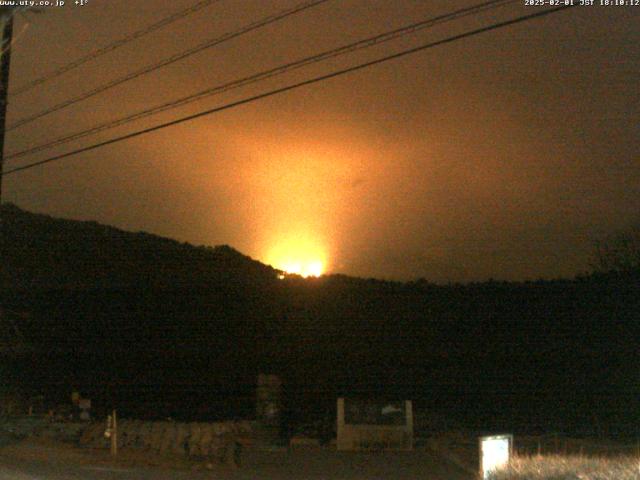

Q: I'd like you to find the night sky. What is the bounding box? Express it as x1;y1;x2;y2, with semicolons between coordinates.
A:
3;0;639;282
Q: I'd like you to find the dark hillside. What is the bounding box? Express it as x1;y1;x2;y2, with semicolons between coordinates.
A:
1;204;639;436
1;203;277;289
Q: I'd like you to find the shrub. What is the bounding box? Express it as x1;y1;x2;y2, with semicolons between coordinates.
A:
490;454;640;480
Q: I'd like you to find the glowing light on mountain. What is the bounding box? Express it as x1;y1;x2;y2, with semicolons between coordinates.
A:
267;236;327;278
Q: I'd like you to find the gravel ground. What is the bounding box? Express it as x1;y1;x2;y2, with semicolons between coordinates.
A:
0;438;474;480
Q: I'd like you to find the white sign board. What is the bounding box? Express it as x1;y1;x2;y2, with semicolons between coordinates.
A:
479;434;512;479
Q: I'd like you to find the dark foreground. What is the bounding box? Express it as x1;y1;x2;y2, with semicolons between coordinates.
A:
0;438;473;480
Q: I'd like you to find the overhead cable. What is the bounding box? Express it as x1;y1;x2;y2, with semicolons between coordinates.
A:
2;4;575;177
6;0;516;162
6;0;331;130
10;0;223;96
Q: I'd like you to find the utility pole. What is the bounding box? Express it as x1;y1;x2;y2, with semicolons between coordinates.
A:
0;7;14;205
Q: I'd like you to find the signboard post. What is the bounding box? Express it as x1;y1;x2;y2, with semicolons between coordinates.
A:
111;410;117;456
105;410;118;456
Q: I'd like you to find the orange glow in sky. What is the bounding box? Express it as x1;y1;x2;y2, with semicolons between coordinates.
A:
266;235;326;277
233;135;369;280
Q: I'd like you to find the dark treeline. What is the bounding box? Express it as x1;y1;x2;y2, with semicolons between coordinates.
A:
1;204;639;437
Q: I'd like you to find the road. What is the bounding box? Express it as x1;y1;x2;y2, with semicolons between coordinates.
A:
0;461;212;480
0;439;474;479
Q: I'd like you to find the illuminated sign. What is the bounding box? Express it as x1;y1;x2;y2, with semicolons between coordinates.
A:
479;434;512;479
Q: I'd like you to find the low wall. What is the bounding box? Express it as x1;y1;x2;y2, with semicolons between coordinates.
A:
0;416;87;443
79;419;252;459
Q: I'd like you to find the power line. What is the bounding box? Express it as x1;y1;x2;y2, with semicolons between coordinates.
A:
6;0;331;131
1;4;575;178
6;0;516;163
9;0;223;97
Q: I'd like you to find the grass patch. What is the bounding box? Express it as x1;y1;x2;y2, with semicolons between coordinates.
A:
490;454;640;480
